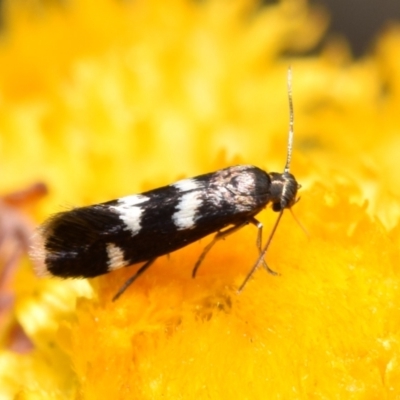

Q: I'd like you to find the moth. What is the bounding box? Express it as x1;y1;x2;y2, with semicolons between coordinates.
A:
33;69;300;300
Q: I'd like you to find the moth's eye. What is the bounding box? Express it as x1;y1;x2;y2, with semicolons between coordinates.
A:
272;203;282;212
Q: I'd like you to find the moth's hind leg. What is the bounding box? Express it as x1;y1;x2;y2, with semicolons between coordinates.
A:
192;221;248;278
192;217;278;278
113;258;156;301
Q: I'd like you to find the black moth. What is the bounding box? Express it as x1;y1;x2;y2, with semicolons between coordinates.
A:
33;69;300;300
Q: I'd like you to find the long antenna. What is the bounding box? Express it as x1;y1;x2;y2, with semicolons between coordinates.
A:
237;67;297;292
284;66;294;174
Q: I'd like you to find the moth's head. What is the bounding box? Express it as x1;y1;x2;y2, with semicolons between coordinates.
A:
269;171;300;212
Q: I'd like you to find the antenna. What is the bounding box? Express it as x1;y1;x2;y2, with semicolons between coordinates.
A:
237;67;298;292
284;66;294;174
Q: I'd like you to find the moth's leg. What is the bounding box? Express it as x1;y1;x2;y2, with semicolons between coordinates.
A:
192;221;248;278
113;258;156;301
238;210;284;292
248;217;277;276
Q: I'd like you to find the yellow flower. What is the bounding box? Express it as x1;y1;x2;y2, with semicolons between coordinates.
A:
0;0;400;398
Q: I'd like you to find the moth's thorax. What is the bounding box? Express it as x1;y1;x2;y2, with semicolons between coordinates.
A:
207;165;271;212
268;171;299;211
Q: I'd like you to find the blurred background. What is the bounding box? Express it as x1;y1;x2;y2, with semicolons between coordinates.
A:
317;0;399;56
0;0;398;323
0;0;399;396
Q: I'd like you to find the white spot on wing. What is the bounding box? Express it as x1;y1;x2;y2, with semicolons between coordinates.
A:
172;191;203;230
106;243;128;271
109;195;148;235
118;194;148;207
172;178;201;192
